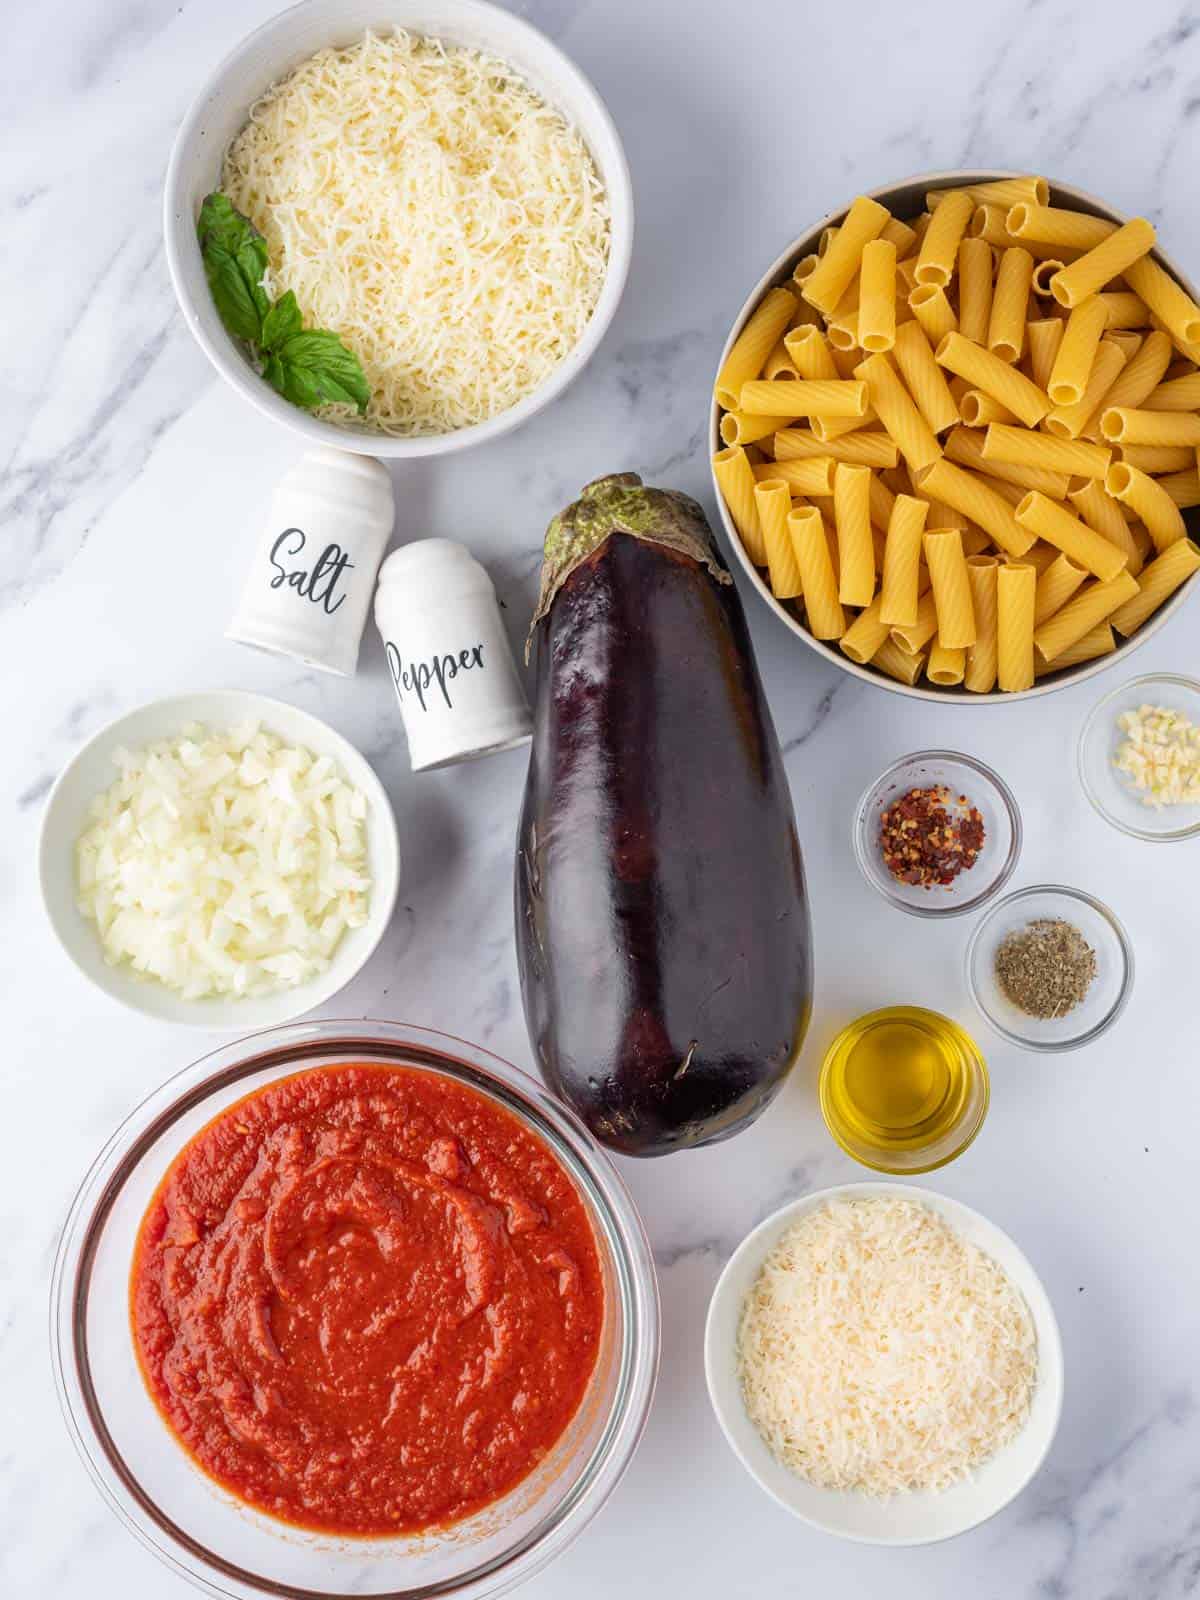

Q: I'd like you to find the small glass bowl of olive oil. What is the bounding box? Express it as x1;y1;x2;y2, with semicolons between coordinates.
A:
819;1005;989;1174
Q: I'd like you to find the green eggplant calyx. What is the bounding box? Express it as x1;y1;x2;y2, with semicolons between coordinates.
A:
528;472;731;655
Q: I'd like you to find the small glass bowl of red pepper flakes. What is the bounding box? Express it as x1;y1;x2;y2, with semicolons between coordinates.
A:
853;751;1022;918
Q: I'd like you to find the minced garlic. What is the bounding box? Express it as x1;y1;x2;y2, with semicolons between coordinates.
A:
1114;703;1200;808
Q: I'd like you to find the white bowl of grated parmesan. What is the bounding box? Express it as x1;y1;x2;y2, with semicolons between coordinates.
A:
704;1183;1064;1545
164;0;632;455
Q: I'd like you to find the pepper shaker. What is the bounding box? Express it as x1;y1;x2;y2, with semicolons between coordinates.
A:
227;447;394;676
374;540;532;771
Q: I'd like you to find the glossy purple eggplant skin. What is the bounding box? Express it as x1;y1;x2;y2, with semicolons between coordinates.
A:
516;531;812;1157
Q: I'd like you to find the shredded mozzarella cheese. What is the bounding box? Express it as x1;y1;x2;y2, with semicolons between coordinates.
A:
76;723;371;999
222;29;611;436
1114;703;1200;808
737;1197;1037;1497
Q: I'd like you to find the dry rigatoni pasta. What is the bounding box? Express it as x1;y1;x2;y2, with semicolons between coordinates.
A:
923;528;976;647
839;595;891;663
878;494;929;626
739;379;867;417
1108;537;1200;634
1026;318;1065;392
996;562;1037;690
916;190;974;286
1043;338;1128;439
988;248;1034;362
714;286;796;410
1035;622;1115;673
1048;297;1109;408
891;590;939;653
1067;476;1144;576
1098;291;1151;329
1005;203;1115;253
892;320;960;435
721;409;789;446
1124;255;1200;350
1034;570;1139;661
1100;408;1200;448
964;555;1000;691
1048;217;1156;309
711;182;1200;692
859;239;898;353
802;195;890;315
1105;461;1189;550
917;455;1032;557
855;352;943;472
957;236;995;343
960;389;1018;427
1033;552;1088;625
982;421;1110;479
754;479;804;598
834;463;876;605
712;445;767;563
788;506;845;637
936;331;1050;427
1015;491;1129;580
908;284;958;344
773;429;900;468
751;456;835;495
872;636;927;684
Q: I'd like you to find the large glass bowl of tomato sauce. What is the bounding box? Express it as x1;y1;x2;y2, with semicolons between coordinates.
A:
51;1021;660;1600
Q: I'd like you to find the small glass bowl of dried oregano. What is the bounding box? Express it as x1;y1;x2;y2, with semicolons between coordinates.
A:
965;884;1134;1052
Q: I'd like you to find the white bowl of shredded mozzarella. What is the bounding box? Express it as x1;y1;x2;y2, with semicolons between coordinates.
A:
39;692;399;1028
704;1185;1064;1545
164;0;632;455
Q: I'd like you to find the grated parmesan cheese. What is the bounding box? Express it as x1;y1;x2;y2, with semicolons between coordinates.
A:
737;1197;1037;1497
222;30;611;436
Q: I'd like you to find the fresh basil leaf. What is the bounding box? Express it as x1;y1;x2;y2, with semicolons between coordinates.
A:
275;360;325;411
197;192;255;255
276;330;371;413
202;245;265;344
261;290;303;352
236;236;271;325
197;194;270;345
262;351;287;396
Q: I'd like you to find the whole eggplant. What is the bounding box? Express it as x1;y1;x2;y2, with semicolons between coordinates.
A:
515;473;812;1156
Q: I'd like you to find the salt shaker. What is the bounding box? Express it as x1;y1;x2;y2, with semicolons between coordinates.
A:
374;540;532;771
227;447;394;676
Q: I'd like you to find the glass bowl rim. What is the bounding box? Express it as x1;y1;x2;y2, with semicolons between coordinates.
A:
817;1005;992;1175
852;749;1023;919
963;884;1135;1053
1077;671;1200;843
49;1019;661;1600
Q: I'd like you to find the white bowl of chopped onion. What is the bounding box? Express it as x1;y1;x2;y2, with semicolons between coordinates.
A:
704;1183;1064;1545
163;0;632;456
39;691;400;1028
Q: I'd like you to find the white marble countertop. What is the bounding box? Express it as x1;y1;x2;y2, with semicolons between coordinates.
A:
6;0;1200;1595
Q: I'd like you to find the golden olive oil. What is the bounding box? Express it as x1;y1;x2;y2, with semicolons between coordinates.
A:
820;1006;988;1173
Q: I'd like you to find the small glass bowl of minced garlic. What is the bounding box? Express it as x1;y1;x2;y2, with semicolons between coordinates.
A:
965;885;1134;1052
1079;673;1200;842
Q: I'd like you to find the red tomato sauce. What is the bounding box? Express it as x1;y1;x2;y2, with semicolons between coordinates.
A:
130;1063;604;1535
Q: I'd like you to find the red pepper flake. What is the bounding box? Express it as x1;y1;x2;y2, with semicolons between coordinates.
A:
879;785;985;888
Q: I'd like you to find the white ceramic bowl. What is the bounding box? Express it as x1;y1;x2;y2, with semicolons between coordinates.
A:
164;0;633;459
39;690;400;1028
709;169;1200;701
704;1182;1064;1545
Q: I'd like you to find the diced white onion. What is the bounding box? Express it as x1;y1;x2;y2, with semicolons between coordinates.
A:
76;722;372;999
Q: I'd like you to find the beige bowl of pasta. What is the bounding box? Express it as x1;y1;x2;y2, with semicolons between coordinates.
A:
708;171;1200;701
